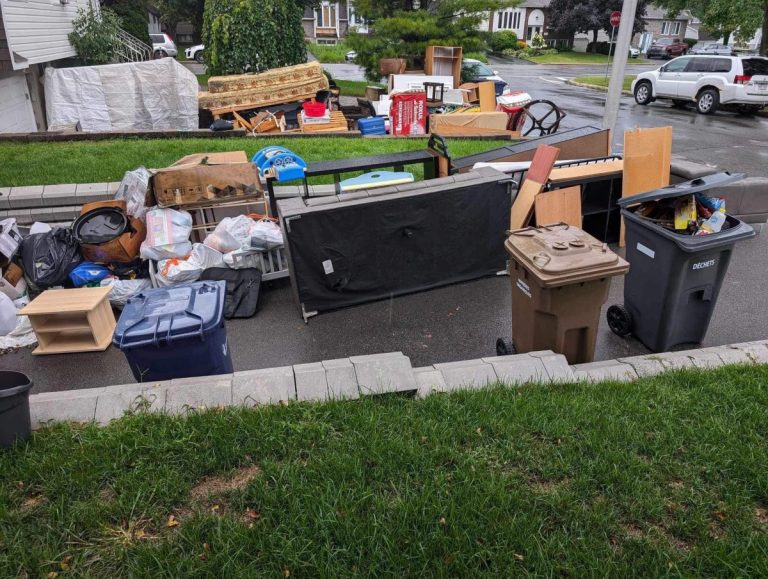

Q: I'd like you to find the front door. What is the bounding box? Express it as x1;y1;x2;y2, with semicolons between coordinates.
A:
527;26;542;42
655;56;691;97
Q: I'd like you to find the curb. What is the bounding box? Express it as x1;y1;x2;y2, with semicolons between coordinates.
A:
566;79;633;96
28;340;768;428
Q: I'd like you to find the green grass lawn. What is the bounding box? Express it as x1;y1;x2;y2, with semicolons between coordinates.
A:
307;41;352;63
574;75;637;92
528;52;652;65
0;138;501;187
2;365;768;576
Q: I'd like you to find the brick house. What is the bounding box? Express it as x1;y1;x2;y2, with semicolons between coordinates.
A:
634;6;691;49
484;0;572;47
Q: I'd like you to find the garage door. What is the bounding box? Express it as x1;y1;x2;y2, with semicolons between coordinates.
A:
0;75;36;133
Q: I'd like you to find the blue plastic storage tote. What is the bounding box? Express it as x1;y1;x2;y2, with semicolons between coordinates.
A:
113;281;233;382
358;116;386;136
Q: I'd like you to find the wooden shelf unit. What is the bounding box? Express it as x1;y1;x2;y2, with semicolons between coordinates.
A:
20;286;116;355
425;46;462;88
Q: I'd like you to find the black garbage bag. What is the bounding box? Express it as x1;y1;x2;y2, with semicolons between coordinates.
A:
21;228;82;288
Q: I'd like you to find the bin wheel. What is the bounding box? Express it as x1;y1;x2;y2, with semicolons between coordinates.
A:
496;337;517;356
607;305;633;337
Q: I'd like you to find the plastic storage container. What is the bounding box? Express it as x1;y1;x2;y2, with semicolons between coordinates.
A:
113;280;233;382
0;371;33;449
358;116;386;136
608;173;755;352
500;224;629;364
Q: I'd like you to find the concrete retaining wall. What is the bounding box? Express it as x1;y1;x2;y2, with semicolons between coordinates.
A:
28;340;768;428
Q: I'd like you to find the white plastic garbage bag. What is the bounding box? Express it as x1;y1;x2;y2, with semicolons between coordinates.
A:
100;277;152;308
250;220;283;251
203;221;242;253
0;292;16;336
155;244;224;286
0;316;36;351
141;208;193;260
206;215;255;251
115;167;151;220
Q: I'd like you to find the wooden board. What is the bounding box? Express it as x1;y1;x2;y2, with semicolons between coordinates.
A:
510;144;560;229
478;81;497;112
547;160;624;184
20;286;112;315
535;186;582;227
621;126;672;245
297;111;349;133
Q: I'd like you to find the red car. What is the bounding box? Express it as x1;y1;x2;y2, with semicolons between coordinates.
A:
647;38;688;59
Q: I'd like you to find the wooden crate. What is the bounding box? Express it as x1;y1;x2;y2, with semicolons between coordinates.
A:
297;111;349;133
20;286;116;355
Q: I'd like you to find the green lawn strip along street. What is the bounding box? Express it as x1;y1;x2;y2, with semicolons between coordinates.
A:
2;365;768;576
528;52;651;65
307;42;352;63
335;79;385;98
574;75;637;92
0;137;499;187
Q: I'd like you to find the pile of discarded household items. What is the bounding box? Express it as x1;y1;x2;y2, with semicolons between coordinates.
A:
198;48;565;138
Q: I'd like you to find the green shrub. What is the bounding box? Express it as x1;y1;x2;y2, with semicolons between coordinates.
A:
685;38;698;48
308;41;350;63
202;0;306;76
68;6;121;65
490;30;518;52
463;51;489;63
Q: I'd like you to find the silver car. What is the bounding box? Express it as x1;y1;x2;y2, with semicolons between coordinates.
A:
150;33;178;58
691;43;734;56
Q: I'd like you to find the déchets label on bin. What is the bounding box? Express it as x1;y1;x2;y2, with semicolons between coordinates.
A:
516;278;532;298
636;242;655;259
693;259;716;270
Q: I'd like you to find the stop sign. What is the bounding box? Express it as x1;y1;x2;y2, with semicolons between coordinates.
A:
610;11;621;27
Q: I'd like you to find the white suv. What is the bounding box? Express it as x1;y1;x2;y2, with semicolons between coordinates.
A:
632;55;768;115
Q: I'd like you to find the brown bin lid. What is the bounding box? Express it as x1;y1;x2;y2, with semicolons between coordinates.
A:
505;224;629;287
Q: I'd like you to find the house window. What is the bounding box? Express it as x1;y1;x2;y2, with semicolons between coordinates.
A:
316;2;338;28
661;21;681;36
497;9;521;31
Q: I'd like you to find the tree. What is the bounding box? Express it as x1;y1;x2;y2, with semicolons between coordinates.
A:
548;0;649;50
154;0;205;41
69;6;122;65
654;0;765;50
202;0;306;76
102;0;151;46
348;0;520;81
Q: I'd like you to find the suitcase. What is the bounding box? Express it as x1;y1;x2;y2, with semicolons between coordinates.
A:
357;116;386;136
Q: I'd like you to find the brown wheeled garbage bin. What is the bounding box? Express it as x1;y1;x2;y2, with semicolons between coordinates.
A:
498;224;629;364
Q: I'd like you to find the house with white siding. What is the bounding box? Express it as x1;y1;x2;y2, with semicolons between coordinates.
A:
0;0;97;132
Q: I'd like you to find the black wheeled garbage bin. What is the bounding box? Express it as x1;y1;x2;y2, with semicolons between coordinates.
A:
0;371;33;449
607;172;755;352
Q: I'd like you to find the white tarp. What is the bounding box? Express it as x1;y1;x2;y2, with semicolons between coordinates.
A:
44;58;199;132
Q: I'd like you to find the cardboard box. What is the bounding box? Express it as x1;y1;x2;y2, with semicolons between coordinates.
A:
0;264;26;300
430;112;509;131
390;91;427;136
388;74;454;93
0;218;22;263
151;151;263;208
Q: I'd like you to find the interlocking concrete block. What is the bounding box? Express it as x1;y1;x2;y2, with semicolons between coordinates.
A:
697;346;751;366
272;185;303;199
433;359;497;390
482;354;548;386
525;350;576;382
308;184;337;196
232;366;295;405
306;196;339;207
48;205;80;222
107;182;121;196
729;342;768;364
28;207;54;223
166;374;233;413
572;360;638;383
351;353;416;395
685;349;726;369
42;184;78;207
94;381;169;424
294;362;329;402
413;366;447;398
29;389;102;427
0;187;10;210
6;208;31;224
322;358;359;400
75;183;111;203
618;356;666;378
644;352;697;370
8;185;44;208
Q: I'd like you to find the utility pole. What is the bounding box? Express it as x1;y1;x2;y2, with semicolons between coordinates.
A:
602;0;639;151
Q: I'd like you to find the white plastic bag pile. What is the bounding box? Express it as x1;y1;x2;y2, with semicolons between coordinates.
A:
203;216;283;270
115;167;151;220
155;244;225;287
141;208;193;260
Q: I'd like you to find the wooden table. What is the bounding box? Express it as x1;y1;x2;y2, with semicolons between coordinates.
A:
20;286;116;355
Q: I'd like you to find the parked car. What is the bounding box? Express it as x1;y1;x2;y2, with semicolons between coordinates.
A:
629;46;641;58
345;50;357;62
150;33;177;58
646;38;688;59
461;58;508;92
185;44;205;63
690;42;735;56
632;55;768;115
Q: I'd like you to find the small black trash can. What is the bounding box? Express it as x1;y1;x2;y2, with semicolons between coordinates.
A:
0;371;33;449
607;173;755;352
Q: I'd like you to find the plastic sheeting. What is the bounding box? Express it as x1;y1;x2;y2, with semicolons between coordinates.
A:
45;58;199;132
